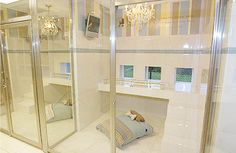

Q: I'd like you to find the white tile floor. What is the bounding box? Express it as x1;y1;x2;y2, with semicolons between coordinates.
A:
0;132;43;153
54;112;165;153
0;112;164;153
0;91;205;153
0;97;75;146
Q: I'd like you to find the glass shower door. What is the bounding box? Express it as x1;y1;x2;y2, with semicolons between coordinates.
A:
0;35;9;133
0;23;41;146
201;0;236;153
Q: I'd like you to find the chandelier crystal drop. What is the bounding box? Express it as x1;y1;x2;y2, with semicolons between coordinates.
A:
39;5;59;37
125;3;155;25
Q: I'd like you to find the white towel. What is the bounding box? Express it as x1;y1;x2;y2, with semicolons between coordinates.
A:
45;104;54;121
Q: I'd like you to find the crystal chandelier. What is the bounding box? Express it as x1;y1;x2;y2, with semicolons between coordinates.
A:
125;3;155;26
39;5;59;37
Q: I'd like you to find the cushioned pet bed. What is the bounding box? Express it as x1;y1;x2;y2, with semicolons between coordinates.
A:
46;103;72;123
96;114;153;148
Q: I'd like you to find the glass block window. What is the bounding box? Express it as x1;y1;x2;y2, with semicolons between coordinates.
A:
176;68;192;82
179;1;190;35
145;66;161;80
120;65;134;79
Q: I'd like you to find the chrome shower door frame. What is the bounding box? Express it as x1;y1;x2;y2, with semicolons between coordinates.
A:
0;30;12;135
1;0;77;152
0;21;44;149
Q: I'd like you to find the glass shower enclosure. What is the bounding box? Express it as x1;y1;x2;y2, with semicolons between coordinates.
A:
1;0;235;153
0;0;76;152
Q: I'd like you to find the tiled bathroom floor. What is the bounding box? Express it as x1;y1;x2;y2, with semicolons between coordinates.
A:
54;112;165;153
0;92;204;153
0;132;43;153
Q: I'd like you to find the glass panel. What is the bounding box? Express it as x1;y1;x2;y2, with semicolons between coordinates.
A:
37;0;76;148
0;24;40;143
44;0;112;152
0;46;9;131
205;1;236;153
0;0;29;21
115;1;215;153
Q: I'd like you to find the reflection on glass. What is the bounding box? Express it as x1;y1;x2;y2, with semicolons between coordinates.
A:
3;25;40;142
0;0;29;21
114;0;214;153
46;0;111;153
42;52;74;146
205;1;236;153
0;51;8;131
37;0;76;147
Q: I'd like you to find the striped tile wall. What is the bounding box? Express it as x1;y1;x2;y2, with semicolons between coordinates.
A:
179;1;190;35
172;2;180;35
190;0;202;34
79;0;208;37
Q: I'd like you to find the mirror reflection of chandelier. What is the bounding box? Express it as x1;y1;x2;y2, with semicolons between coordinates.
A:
125;3;155;25
39;5;59;37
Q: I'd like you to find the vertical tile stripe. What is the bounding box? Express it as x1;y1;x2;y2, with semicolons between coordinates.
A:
100;5;104;34
156;4;161;35
90;0;94;13
202;0;213;33
190;0;202;34
125;16;131;37
94;0;99;15
108;9;111;36
172;2;179;35
103;7;110;36
148;4;157;36
160;2;170;35
116;8;123;37
179;1;190;35
86;0;91;15
78;1;85;31
139;23;148;36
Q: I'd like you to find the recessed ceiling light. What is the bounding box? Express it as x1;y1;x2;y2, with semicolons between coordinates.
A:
0;0;19;4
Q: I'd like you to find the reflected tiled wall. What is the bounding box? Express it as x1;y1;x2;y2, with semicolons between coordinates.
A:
115;0;213;37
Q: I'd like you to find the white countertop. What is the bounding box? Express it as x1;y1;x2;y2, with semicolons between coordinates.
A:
98;83;205;102
44;78;72;86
